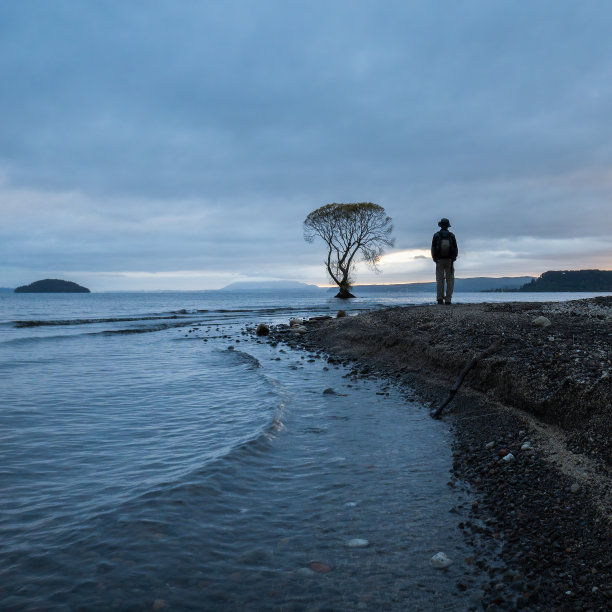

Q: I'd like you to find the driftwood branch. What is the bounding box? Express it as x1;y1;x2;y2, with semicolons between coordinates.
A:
431;338;503;419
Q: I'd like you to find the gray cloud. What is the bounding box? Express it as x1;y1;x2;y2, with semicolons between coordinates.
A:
1;1;612;288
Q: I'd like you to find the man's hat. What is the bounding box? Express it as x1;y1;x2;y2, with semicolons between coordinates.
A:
438;218;451;227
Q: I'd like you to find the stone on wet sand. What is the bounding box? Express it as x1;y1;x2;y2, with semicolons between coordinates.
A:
430;552;453;568
256;323;270;336
346;538;369;548
309;561;332;573
532;315;551;328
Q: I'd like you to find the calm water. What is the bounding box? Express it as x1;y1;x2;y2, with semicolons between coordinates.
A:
0;290;607;610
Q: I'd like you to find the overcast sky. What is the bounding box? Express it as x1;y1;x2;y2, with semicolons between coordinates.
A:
1;0;611;290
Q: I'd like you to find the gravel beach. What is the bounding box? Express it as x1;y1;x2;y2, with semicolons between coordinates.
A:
262;297;612;611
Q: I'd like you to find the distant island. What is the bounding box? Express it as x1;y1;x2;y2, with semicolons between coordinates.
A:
517;269;612;292
14;279;91;293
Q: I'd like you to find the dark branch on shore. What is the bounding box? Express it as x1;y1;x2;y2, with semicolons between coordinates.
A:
431;338;503;419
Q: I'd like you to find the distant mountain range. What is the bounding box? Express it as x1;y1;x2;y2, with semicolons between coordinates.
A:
220;277;533;293
350;276;533;294
220;280;320;291
222;272;611;294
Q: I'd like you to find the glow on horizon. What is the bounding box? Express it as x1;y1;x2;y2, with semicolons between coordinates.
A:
379;249;431;264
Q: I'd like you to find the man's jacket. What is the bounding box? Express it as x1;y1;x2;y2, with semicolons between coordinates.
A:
431;229;458;262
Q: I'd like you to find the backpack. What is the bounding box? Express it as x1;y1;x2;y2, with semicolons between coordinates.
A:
437;230;452;258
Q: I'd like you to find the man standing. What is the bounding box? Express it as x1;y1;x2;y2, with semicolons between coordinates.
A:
431;218;458;305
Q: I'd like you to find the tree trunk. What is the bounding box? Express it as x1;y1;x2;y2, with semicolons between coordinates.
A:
335;279;355;299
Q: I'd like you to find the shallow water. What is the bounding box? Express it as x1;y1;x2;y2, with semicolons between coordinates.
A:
1;290;607;610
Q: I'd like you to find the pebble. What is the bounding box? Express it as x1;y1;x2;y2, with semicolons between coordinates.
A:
256;323;270;336
346;538;369;548
430;552;453;568
297;567;316;577
520;442;532;450
470;589;485;604
309;561;332;573
486;441;495;449
501;453;515;462
570;483;580;493
532;316;551;328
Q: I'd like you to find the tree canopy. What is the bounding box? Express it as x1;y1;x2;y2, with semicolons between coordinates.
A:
304;202;394;298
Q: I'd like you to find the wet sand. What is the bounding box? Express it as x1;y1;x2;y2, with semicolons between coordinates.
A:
264;297;612;610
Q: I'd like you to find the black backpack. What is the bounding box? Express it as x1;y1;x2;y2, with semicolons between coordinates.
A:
436;229;452;259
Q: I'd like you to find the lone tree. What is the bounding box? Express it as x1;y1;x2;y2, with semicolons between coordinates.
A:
304;202;394;299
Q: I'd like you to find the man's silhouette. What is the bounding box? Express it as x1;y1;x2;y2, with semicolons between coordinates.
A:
431;218;458;304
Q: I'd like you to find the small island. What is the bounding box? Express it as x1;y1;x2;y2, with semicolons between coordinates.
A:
14;279;91;293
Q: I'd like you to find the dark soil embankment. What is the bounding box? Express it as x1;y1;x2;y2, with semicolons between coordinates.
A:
261;297;612;610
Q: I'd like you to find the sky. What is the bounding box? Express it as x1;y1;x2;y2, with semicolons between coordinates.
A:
1;0;612;291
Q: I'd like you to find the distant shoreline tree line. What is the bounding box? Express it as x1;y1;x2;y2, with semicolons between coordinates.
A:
485;270;612;293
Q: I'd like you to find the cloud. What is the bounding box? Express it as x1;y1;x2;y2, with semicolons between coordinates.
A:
1;1;612;288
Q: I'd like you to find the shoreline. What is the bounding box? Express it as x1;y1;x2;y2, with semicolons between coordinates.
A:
261;297;611;610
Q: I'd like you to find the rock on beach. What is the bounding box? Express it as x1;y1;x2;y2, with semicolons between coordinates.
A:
346;538;369;548
430;552;453;569
256;323;270;336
